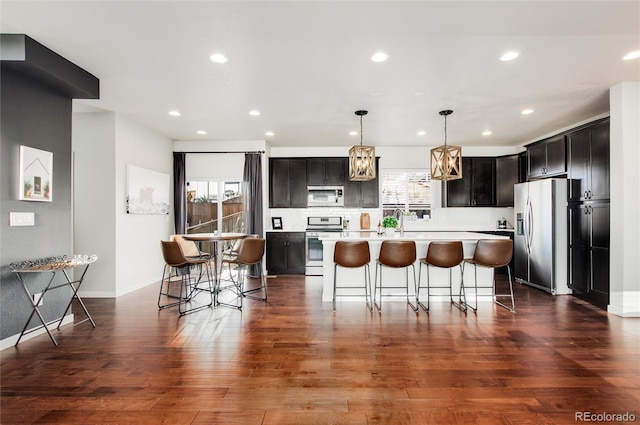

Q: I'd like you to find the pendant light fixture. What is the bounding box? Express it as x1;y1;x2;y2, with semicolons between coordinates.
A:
349;110;376;181
430;109;462;181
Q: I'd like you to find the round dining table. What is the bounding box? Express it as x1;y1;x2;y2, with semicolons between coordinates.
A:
182;233;248;296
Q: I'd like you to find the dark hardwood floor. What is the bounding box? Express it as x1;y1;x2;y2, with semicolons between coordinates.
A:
1;274;639;424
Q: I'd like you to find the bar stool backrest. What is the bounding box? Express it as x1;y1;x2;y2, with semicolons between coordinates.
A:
425;241;464;268
161;240;189;268
235;237;266;265
334;241;370;268
379;241;416;268
472;239;513;268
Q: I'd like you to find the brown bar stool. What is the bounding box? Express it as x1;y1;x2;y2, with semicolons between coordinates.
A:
374;240;418;313
417;241;466;312
463;239;515;313
333;240;372;311
158;240;213;315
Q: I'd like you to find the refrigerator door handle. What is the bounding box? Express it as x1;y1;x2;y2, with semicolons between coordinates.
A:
524;198;531;254
526;198;534;254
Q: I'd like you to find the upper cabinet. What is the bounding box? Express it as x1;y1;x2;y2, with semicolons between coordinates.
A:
567;119;610;202
269;158;307;208
495;154;521;207
445;157;495;207
344;158;379;208
307;158;344;186
527;135;566;179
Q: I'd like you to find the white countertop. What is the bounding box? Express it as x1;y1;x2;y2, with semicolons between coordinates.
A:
319;231;510;242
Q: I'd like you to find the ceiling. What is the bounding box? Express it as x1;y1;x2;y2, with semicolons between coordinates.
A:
1;1;638;149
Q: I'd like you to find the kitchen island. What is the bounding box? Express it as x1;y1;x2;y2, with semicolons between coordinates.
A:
319;231;510;304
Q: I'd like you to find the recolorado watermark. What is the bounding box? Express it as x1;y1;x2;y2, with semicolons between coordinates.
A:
575;411;636;422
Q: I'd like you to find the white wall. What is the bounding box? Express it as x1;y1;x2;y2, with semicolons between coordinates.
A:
73;112;174;298
72;111;117;296
609;82;640;317
114;116;174;297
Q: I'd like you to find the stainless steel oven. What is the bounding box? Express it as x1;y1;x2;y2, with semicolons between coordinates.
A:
305;216;342;275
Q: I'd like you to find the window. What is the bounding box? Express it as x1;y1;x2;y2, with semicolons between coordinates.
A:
185;180;244;234
381;170;431;219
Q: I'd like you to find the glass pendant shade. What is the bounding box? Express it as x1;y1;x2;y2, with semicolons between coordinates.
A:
349;144;376;181
349;110;376;181
430;109;462;181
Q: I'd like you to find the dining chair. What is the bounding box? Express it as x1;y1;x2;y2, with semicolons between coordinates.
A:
219;237;267;309
158;240;213;315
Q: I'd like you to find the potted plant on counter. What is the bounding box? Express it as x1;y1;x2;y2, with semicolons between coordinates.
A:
382;216;398;237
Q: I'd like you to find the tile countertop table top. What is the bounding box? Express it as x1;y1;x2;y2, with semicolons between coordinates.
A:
319;231;510;303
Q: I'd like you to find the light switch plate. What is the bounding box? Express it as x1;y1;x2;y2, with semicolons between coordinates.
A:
9;212;35;226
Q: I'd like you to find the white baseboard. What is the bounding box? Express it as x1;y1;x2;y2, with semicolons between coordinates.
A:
1;314;74;351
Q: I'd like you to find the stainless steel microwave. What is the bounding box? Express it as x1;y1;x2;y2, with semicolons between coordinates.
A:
307;186;344;207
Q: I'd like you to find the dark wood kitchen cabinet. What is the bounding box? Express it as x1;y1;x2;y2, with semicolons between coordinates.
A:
568;119;610;202
445;157;495;207
269;158;307;208
344;158;379;208
568;202;610;309
527;135;566;179
307;158;344;186
495;154;520;207
266;232;305;274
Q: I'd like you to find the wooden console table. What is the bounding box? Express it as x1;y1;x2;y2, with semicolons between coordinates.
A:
10;254;97;346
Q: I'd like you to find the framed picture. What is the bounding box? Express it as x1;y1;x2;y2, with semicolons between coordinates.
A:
19;146;53;202
126;165;170;214
272;217;283;230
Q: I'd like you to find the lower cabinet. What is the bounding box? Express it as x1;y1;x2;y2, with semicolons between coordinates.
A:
568;202;610;309
266;232;305;274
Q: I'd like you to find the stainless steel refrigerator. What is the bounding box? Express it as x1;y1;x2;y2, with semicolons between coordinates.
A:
514;179;571;295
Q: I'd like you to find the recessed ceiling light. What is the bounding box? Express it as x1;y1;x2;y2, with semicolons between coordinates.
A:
370;92;381;97
414;91;425;96
197;130;207;135
521;108;534;115
209;53;228;64
168;110;181;117
265;131;274;137
249;110;261;116
622;50;640;60
349;131;358;136
417;131;426;136
500;51;520;61
482;130;493;136
371;52;389;62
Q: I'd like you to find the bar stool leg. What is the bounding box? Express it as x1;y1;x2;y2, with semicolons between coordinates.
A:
406;265;418;312
494;265;516;313
374;263;382;312
452;263;467;312
364;264;373;312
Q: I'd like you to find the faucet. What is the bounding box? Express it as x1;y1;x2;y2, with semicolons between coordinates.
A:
393;208;404;236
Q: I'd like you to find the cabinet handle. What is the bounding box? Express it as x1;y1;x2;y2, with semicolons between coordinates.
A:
588;190;592;199
584;191;588;199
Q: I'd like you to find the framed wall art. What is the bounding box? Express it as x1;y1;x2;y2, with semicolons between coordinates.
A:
272;217;283;230
126;165;170;214
19;146;53;202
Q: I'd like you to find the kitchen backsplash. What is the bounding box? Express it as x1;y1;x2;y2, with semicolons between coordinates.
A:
269;207;514;231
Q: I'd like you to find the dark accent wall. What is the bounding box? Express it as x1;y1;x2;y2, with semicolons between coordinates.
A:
0;34;99;342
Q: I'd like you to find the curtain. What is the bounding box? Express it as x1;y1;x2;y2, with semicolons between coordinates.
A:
173;152;187;235
243;153;263;275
